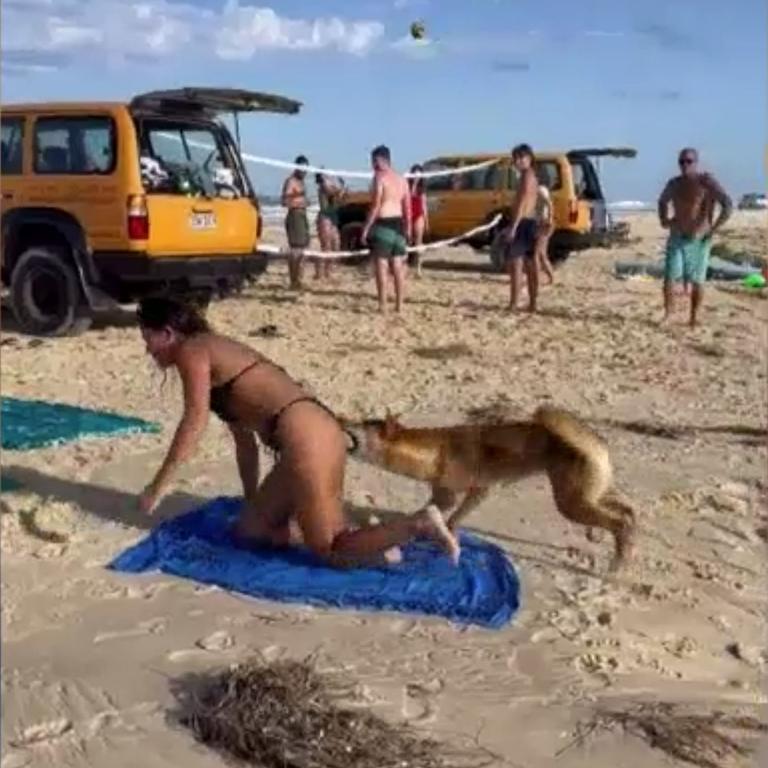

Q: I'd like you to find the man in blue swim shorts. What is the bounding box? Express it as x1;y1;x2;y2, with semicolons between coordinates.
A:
657;148;732;327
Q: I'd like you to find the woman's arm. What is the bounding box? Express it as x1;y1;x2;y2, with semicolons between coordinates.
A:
421;193;429;232
144;343;211;507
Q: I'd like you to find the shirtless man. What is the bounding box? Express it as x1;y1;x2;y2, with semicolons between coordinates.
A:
361;145;412;313
657;148;732;327
281;156;310;289
504;144;540;312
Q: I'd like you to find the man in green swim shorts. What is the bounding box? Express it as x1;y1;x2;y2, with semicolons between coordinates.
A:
361;145;412;313
657;148;732;327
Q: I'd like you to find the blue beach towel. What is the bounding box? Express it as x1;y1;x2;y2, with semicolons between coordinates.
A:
1;396;159;451
110;497;520;629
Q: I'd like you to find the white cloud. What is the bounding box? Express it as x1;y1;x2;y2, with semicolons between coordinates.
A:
2;0;386;74
215;2;384;59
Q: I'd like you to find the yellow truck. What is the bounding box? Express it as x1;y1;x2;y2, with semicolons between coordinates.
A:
1;87;301;335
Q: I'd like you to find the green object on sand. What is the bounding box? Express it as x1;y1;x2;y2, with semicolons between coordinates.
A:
743;273;766;289
0;476;22;493
1;396;159;451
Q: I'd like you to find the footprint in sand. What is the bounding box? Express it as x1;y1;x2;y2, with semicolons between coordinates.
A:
402;679;444;724
167;631;238;662
195;630;235;651
9;718;72;747
93;618;166;644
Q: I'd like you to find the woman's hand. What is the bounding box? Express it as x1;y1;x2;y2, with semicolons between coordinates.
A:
138;482;164;516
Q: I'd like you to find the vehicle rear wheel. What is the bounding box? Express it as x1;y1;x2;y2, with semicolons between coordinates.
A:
489;230;507;273
339;222;368;266
10;247;91;336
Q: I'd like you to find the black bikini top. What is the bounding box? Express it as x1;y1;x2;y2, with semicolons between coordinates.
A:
209;360;263;423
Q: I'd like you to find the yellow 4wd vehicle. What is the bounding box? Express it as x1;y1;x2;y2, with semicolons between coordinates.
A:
337;147;635;268
1;87;301;335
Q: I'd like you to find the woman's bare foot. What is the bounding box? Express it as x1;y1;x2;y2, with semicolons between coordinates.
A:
414;505;461;565
383;546;403;564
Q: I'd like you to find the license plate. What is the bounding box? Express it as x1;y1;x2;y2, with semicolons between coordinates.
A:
189;211;216;230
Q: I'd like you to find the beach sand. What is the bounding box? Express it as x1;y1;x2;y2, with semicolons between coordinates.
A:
1;211;766;767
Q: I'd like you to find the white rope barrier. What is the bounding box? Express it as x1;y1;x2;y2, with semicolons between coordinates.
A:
258;214;503;260
239;153;499;179
157;132;500;179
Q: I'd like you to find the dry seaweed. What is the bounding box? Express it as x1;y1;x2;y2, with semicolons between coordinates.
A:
172;655;501;768
412;343;473;361
558;702;767;768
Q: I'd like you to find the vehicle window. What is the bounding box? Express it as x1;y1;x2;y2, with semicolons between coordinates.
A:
570;162;586;196
423;161;501;192
140;120;244;198
423;162;461;192
535;160;562;192
34;116;115;175
460;164;499;191
569;158;601;200
1;117;24;175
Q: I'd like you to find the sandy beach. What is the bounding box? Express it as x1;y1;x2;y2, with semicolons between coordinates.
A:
1;210;766;767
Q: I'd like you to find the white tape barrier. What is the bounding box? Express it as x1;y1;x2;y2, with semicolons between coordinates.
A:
157;132;499;179
258;214;503;260
239;153;498;180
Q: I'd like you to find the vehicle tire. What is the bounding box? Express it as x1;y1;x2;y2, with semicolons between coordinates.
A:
489;230;507;273
10;247;91;337
548;244;570;265
339;222;367;266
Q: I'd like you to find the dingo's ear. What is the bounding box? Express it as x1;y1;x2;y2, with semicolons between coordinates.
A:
384;410;400;439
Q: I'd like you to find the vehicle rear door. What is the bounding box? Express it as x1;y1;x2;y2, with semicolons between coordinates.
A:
131;88;302;257
567;147;637;234
137;117;257;256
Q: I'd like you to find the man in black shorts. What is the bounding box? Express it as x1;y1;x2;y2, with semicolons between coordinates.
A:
504;143;540;313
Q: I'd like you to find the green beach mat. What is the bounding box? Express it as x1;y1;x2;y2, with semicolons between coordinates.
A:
1;396;159;451
0;475;22;493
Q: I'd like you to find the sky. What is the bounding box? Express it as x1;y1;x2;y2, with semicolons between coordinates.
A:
2;0;766;200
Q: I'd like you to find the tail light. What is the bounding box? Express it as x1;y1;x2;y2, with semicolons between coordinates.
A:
127;194;149;240
568;200;579;224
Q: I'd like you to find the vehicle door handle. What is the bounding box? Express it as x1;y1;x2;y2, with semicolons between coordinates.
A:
2;193;13;200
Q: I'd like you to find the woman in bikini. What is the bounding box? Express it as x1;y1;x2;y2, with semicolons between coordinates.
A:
136;297;458;567
407;164;429;277
314;172;345;280
534;177;555;285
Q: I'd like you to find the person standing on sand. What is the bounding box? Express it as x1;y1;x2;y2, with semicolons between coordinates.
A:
657;148;732;327
314;171;345;281
361;145;412;313
504;144;540;312
534;174;555;285
407;164;429;278
281;156;310;290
